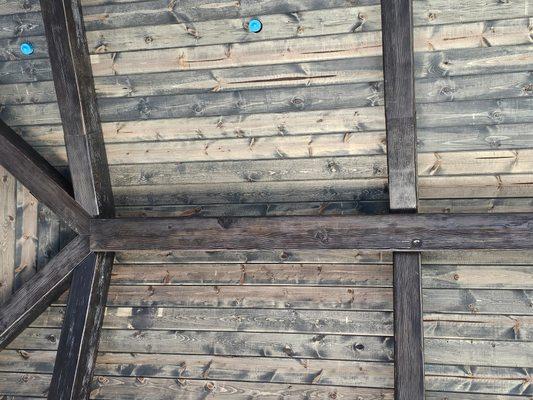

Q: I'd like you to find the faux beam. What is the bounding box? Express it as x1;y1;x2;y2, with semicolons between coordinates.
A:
90;213;533;251
0;236;91;350
0;119;90;234
381;0;424;397
40;0;115;398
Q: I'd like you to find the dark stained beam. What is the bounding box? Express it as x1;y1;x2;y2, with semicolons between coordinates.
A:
381;0;417;212
40;0;115;398
0;119;90;234
47;252;114;399
90;213;533;252
0;236;91;350
381;0;424;397
393;251;424;399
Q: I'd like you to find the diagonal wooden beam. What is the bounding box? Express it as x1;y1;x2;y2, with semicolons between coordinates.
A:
381;0;425;398
0;235;91;350
90;213;533;251
39;0;115;398
0;119;90;234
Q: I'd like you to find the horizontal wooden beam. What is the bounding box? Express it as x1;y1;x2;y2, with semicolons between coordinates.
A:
0;235;91;350
90;213;533;251
0;119;90;234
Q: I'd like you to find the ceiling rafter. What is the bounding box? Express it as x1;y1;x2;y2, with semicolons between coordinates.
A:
38;0;116;398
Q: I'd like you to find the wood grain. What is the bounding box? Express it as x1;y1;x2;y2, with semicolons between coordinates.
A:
0;167;16;304
40;0;115;398
90;213;533;251
0;119;89;234
0;235;90;350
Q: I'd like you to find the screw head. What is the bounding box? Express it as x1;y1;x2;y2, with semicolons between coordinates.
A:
411;239;422;248
248;18;263;33
20;42;34;56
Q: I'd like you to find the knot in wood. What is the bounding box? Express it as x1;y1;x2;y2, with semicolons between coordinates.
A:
314;229;329;244
217;217;236;229
290;96;305;110
192;103;205;115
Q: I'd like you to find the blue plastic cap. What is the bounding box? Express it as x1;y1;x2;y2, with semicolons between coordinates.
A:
248;18;263;33
20;42;34;55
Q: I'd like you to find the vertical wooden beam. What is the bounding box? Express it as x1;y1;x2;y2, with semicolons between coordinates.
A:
381;0;425;398
40;0;115;398
392;251;424;399
381;0;417;212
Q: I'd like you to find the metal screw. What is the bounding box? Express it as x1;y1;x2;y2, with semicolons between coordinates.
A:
411;239;422;248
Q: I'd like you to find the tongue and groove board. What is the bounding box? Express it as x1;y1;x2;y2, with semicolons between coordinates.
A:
0;250;532;398
0;0;532;398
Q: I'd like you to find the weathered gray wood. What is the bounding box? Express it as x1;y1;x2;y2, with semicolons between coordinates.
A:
10;328;394;362
89;376;393;400
40;0;115;398
8;327;533;368
382;3;423;399
115;200;389;219
109;262;392;286
0;119;89;234
41;0;113;218
80;9;531;54
48;252;115;399
115;248;389;265
111;248;533;265
51;285;533;314
35;306;395;335
90;213;533;251
381;0;417;211
31;305;533;341
14;184;38;290
393;254;424;399
0;235;90;350
0;167;16;305
423;264;533;289
36;203;60;270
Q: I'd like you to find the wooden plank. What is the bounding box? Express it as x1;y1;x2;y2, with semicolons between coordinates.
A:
31;305;533;341
10;328;395;362
8;327;533;367
0;119;89;234
35;306;395;336
82;11;531;54
8;95;531;153
40;0;115;398
109;262;392;286
0;167;16;304
0;235;90;350
89;376;393;400
53;285;533;315
14;184;38;290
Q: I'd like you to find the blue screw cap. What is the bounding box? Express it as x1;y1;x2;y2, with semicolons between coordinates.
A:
248;18;263;33
20;42;34;55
